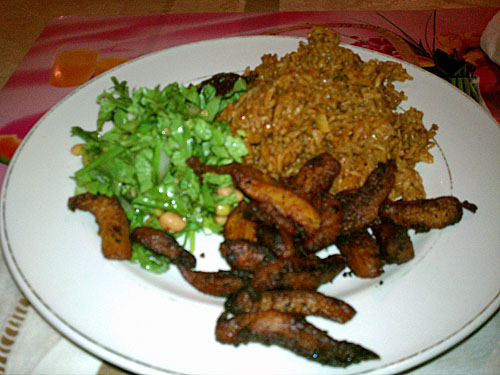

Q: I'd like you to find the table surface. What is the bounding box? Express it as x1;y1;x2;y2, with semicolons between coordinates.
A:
1;1;499;375
1;0;500;90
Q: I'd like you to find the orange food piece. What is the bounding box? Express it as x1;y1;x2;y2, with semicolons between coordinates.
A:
0;134;21;163
50;50;99;87
94;57;130;76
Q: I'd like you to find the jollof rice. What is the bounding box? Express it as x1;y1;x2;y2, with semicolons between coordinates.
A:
218;27;438;200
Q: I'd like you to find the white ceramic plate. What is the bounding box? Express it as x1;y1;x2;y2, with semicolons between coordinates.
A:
2;36;500;375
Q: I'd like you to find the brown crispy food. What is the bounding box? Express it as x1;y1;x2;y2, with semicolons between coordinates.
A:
215;310;379;367
219;239;276;271
256;224;299;258
68;193;131;260
224;201;258;241
336;160;396;235
197;72;245;96
131;226;196;269
336;230;383;278
280;152;341;198
187;156;321;235
225;289;356;324
303;193;342;253
372;220;414;264
244;200;303;239
178;267;252;297
380;196;476;232
251;255;346;291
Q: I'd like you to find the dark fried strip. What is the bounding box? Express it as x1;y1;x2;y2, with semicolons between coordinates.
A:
197;72;244;96
68;193;131;260
336;229;383;278
244;200;303;239
372;220;414;264
225;289;356;323
256;224;299;258
178;267;252;297
380;196;473;232
131;226;196;269
215;310;379;367
336;160;396;235
303;193;342;253
251;255;346;291
280;152;341;197
219;239;276;271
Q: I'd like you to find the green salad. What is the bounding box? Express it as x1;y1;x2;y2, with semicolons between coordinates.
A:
71;77;248;273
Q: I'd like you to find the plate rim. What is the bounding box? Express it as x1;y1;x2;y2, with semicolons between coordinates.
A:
2;34;500;375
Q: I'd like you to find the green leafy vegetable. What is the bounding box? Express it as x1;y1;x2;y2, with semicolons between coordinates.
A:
71;77;248;272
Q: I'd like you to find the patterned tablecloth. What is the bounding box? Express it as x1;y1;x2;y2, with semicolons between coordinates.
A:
1;8;499;375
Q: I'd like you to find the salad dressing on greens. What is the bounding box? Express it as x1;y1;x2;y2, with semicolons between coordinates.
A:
71;77;248;273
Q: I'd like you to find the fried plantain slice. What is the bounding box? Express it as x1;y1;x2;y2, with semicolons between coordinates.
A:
178;267;252;297
68;193;131;260
187;156;321;235
131;226;196;269
380;196;477;232
219;239;276;271
225;288;356;323
336;160;396;236
372;220;414;264
224;201;259;241
250;254;346;291
336;229;384;278
215;310;379;367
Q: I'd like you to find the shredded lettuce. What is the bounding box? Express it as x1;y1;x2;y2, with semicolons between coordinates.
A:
71;76;248;273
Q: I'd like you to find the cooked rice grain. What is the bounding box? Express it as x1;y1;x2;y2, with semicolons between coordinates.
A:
218;28;437;200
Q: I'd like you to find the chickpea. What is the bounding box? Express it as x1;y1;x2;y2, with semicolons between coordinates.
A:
214;215;227;225
71;143;83;156
216;186;244;202
215;204;231;217
159;211;186;233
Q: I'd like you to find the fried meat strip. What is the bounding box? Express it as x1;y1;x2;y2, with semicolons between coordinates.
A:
244;201;303;238
256;224;299;258
219;239;276;271
215;310;379;367
336;160;396;235
178;267;252;297
380;196;477;232
280;152;341;198
187;156;321;235
303;193;342;253
336;230;383;278
131;226;196;269
225;289;356;323
68;193;131;260
372;220;414;264
251;255;346;291
223;201;258;241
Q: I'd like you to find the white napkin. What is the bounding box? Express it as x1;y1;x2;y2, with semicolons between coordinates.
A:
0;253;101;375
481;11;500;64
4;309;101;375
